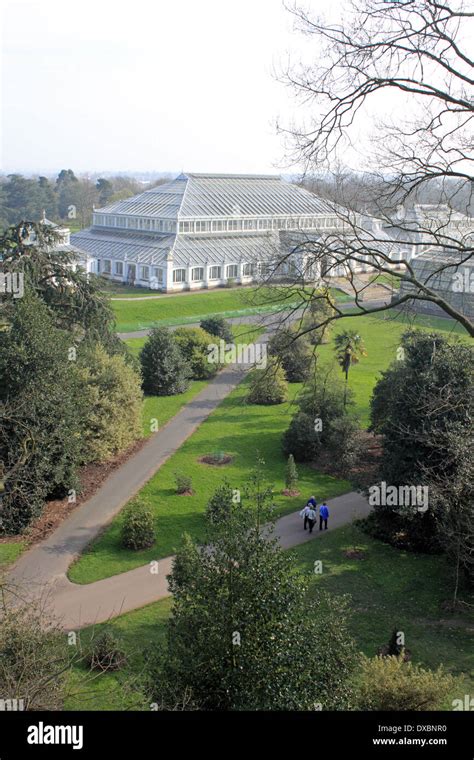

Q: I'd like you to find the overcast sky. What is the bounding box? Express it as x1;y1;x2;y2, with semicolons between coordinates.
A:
1;0;315;176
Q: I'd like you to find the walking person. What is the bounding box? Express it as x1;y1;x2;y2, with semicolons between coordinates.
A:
300;496;317;530
319;502;329;531
306;505;317;534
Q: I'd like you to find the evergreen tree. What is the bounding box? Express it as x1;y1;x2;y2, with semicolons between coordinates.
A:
268;326;313;382
200;316;233;343
285;454;298;491
140;327;191;395
174;326;219;379
96;178;114;206
56;169;78;218
0;293;87;532
0;222;124;355
370;331;474;553
247;359;288;405
149;466;356;710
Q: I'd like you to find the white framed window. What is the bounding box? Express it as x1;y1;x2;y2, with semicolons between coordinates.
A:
226;264;238;278
140;266;150;280
115;261;123;276
152;267;163;283
103;259;112;274
192;267;204;281
173;268;186;283
242;263;255;277
209;266;222;280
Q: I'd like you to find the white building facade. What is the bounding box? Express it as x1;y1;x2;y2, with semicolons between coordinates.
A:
71;173;403;292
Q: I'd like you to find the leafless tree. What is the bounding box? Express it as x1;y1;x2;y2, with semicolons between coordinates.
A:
265;0;474;336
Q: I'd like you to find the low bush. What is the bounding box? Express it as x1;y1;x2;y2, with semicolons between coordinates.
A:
121;500;155;550
89;630;127;672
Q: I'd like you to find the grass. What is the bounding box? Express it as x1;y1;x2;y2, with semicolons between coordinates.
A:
0;541;25;571
65;525;473;711
69;310;468;583
293;525;474;701
65;597;172;711
315;310;469;427
112;286;351;333
369;272;401;289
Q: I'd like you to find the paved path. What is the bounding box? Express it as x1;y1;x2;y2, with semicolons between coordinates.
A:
8;492;370;631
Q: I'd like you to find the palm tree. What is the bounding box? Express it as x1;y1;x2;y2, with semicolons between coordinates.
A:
333;330;367;407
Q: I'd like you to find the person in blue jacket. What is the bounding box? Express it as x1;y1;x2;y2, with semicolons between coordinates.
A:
319;502;329;531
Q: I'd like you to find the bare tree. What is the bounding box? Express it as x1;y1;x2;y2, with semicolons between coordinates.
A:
266;0;474;336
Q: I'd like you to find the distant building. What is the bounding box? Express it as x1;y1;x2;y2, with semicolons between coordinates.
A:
70;175;473;296
398;248;474;319
71;173;401;292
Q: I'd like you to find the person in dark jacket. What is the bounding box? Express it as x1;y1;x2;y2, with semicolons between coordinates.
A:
319;502;329;531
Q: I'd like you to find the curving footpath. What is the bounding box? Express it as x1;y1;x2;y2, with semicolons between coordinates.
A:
7;336;371;631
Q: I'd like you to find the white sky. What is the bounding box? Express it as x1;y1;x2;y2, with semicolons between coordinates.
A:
1;0;312;175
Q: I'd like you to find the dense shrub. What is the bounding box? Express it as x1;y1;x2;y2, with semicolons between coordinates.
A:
140;327;190;396
121;500;155;550
369;331;474;554
206;480;235;524
356;654;455;711
247;360;288;405
301;290;337;346
199;316;233;343
79;344;143;463
326;415;361;475
283;412;322;462
283;373;357;463
174;326;219;380
175;472;193;494
268;327;313;382
89;630;127;672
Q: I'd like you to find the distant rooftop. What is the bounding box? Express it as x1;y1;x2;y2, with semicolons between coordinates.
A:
94;173;335;220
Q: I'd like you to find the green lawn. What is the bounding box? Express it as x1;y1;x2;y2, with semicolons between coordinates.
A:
113;286;351;333
70;310;468;583
100;279;159;297
315;311;469;426
294;525;474;702
65;525;473;711
0;541;25;571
